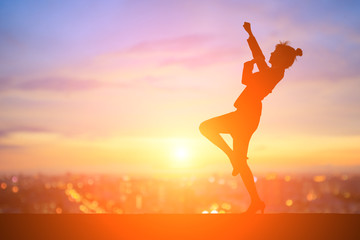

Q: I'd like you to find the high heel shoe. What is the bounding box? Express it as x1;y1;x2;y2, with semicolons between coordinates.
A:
245;200;265;214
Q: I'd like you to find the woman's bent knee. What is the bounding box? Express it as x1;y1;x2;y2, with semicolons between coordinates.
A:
200;120;215;136
199;121;207;135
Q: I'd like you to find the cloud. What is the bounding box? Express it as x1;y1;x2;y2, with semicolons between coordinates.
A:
16;78;109;91
1;75;198;93
0;77;134;92
0;78;15;91
126;34;216;53
0;126;49;137
100;34;223;60
0;144;23;150
94;34;247;72
160;46;244;68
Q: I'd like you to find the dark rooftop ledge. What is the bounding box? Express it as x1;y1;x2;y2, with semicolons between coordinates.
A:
1;214;359;240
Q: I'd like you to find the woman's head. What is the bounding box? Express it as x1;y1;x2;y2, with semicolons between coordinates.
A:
269;41;302;69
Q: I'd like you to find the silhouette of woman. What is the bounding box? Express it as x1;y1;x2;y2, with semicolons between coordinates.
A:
199;22;302;213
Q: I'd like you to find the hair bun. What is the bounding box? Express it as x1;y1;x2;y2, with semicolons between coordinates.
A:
295;48;303;57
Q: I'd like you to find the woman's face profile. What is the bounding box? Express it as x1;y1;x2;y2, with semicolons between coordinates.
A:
269;49;283;67
269;50;278;65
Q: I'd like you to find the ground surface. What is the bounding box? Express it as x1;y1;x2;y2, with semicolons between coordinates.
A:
0;214;359;239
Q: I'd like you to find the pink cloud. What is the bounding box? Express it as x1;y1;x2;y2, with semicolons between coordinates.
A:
16;78;108;91
160;46;244;68
0;126;49;137
3;76;187;92
127;34;216;53
0;77;17;91
0;77;134;92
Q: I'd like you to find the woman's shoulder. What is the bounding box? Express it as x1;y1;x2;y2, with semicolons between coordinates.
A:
255;67;280;76
253;67;284;80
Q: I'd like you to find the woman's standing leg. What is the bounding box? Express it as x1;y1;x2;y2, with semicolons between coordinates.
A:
233;135;261;203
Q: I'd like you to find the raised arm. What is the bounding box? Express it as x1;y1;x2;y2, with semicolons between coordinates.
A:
243;22;269;72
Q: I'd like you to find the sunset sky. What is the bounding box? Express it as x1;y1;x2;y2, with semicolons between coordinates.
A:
0;0;359;175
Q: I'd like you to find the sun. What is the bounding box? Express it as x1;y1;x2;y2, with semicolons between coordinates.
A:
173;146;190;164
174;147;189;160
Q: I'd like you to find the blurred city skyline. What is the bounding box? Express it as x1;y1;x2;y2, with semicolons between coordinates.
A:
0;0;359;174
1;172;359;214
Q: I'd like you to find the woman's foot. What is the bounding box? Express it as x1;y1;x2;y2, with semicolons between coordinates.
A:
245;200;265;214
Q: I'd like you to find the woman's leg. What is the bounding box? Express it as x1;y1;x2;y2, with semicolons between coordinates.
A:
199;112;235;168
233;135;261;203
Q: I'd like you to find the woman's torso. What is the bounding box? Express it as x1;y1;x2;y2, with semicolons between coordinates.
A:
234;67;284;110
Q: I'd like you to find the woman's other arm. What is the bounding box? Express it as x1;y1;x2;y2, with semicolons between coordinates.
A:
243;22;269;72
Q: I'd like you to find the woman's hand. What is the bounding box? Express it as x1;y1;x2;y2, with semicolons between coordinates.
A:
242;59;256;85
243;22;253;36
244;59;256;68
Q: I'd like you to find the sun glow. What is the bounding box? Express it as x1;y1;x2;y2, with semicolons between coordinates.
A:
174;147;189;162
171;145;192;168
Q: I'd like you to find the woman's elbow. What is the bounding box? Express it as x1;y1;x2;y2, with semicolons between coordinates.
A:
241;78;249;85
